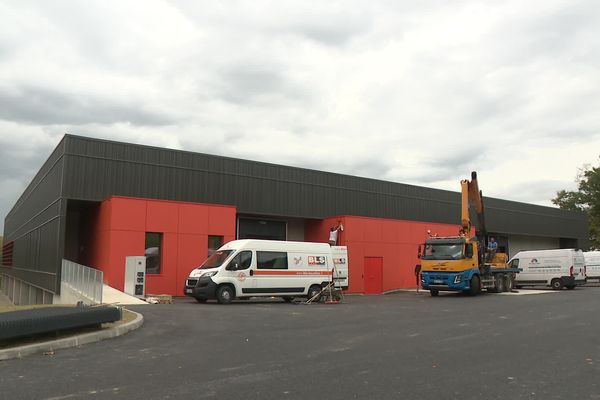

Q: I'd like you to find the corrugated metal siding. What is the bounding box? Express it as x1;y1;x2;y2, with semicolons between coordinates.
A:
61;135;588;243
1;139;66;293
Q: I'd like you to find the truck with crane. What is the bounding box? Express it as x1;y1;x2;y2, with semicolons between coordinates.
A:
418;171;520;296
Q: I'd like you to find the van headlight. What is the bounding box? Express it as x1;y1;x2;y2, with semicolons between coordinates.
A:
454;275;462;284
201;271;218;278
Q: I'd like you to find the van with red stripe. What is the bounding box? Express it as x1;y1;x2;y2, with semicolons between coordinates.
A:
184;240;348;304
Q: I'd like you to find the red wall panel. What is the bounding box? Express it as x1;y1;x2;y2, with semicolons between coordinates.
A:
146;201;179;233
314;215;464;294
106;230;145;290
110;198;146;231
90;196;236;296
178;204;208;234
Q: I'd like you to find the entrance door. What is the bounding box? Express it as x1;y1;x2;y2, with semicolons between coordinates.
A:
364;257;383;294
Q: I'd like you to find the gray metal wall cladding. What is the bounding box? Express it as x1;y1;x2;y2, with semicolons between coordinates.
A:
2;138;67;293
61;135;589;242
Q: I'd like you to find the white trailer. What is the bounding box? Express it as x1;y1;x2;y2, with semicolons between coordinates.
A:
184;239;348;303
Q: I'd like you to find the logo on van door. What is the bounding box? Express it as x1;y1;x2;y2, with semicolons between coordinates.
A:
308;256;326;265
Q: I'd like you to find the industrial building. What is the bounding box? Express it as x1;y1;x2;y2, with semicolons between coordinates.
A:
0;135;590;304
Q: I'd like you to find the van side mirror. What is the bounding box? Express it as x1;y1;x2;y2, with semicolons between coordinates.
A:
227;262;238;271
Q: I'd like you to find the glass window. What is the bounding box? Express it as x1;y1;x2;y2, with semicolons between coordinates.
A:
199;250;234;269
208;235;223;257
229;250;253;270
145;232;162;274
422;243;465;260
465;244;473;258
257;251;288;269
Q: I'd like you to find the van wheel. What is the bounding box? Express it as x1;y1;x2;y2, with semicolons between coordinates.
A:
504;276;513;292
307;285;322;302
551;279;563;290
468;275;481;296
217;285;235;304
565;284;575;290
282;296;294;303
195;297;207;303
430;289;439;297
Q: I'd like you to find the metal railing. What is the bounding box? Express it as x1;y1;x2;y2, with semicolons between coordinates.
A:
61;260;103;304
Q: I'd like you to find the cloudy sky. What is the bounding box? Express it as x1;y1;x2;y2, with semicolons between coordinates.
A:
1;0;599;233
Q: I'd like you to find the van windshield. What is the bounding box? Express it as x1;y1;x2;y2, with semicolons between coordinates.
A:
422;243;465;260
199;250;234;269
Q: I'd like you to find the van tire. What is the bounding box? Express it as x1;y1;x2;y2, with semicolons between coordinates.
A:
551;278;563;290
468;275;481;296
307;285;322;302
430;289;439;297
217;285;235;304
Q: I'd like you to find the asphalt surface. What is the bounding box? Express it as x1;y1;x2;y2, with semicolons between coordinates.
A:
1;288;599;400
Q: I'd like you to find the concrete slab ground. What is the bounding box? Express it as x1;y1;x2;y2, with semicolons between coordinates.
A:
1;288;599;400
102;284;148;305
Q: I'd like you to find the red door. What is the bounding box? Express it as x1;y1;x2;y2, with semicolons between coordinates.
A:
364;257;383;294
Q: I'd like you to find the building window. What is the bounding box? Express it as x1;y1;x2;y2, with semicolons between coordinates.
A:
2;241;14;267
145;232;162;274
208;235;223;257
257;251;288;269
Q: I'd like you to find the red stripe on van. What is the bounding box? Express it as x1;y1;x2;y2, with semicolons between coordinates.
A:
253;270;332;276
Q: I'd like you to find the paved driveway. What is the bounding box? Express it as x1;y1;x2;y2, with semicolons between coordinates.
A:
1;289;599;400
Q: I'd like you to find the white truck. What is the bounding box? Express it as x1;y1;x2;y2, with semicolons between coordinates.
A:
509;249;586;290
584;251;600;282
184;239;349;304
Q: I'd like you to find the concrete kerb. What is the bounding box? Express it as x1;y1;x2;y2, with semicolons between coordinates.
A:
0;309;144;361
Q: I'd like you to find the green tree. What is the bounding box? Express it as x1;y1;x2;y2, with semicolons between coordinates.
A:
553;157;600;249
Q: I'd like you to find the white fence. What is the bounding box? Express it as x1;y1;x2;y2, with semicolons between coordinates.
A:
60;260;103;305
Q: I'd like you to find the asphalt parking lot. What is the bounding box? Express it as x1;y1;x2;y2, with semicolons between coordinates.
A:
1;288;599;400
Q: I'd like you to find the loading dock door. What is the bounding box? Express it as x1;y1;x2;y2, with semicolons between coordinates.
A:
364;257;383;294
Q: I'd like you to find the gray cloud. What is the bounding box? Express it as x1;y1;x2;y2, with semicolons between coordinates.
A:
0;86;174;126
1;0;600;233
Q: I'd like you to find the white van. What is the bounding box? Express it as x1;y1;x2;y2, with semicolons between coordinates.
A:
183;239;349;304
584;251;600;282
509;249;586;290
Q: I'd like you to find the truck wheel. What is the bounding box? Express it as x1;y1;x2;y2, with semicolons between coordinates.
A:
468;275;481;296
307;285;322;302
504;276;513;292
494;276;505;293
216;285;235;304
195;297;207;303
430;289;439;297
550;279;563;290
